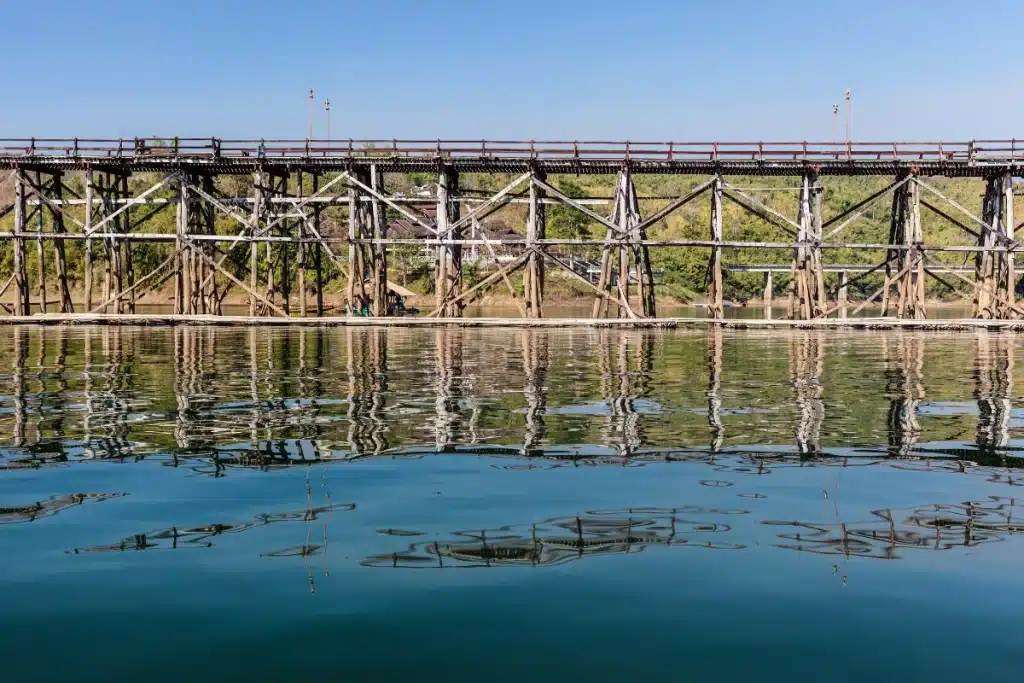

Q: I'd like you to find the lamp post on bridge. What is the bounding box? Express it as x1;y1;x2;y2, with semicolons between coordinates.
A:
325;98;331;147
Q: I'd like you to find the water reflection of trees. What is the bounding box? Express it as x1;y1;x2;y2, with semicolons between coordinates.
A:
1;327;1023;471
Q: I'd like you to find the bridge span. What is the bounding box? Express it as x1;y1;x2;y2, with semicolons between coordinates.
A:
1;138;1021;323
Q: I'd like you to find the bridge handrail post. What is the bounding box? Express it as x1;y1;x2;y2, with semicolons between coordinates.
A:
117;138;123;157
73;138;79;157
481;139;487;157
213;138;221;158
173;136;179;155
668;141;674;160
625;140;631;160
968;140;976;164
29;137;35;155
304;138;310;157
712;142;718;161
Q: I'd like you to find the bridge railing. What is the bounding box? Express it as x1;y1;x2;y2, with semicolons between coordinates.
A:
0;138;1018;163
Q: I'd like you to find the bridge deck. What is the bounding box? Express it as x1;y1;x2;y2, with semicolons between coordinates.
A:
1;138;1021;175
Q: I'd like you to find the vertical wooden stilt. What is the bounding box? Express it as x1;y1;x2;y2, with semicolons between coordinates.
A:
792;172;824;319
51;172;73;312
119;175;135;314
435;167;462;317
34;172;48;313
370;164;388;316
13;170;29;315
249;170;263;317
175;174;187;315
975;175;1002;318
708;176;724;319
347;173;360;316
312;172;324;317
1005;173;1016;313
763;270;773;314
83;168;94;312
202;175;217;314
525;170;546;318
297;169;307;317
838;270;848;318
280;174;290;315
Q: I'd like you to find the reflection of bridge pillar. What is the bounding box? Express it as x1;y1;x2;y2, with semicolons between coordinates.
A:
790;332;824;456
882;334;924;457
597;331;645;456
521;331;549;454
707;328;724;453
975;333;1014;456
433;329;463;450
12;327;27;447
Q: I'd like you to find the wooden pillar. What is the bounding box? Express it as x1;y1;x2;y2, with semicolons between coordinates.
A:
347;169;370;316
119;174;136;314
202;174;218;314
525;170;546;318
249;170;263;317
838;270;848;318
903;177;925;319
279;174;291;315
1004;173;1016;313
83;168;94;312
435;167;462;317
51;172;73;312
34;172;48;313
708;176;724;319
175;174;187;315
312;172;324;317
297;169;307;317
975;175;1002;318
763;270;773;309
13;170;29;315
370;164;388;316
792;172;824;319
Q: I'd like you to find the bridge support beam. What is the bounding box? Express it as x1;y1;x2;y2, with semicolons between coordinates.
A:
12;170;29;315
708;176;724;319
524;170;546;318
791;172;825;319
435;167;462;317
974;173;1016;318
882;175;926;319
370;164;389;316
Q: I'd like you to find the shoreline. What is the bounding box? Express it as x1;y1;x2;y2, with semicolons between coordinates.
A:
1;313;1022;331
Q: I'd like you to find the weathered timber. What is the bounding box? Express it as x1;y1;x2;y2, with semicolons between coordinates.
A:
1;139;1022;325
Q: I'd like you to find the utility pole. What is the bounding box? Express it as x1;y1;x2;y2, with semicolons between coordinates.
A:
844;88;852;144
325;98;331;144
308;88;314;139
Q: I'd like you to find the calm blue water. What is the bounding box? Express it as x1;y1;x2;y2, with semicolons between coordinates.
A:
2;325;1023;681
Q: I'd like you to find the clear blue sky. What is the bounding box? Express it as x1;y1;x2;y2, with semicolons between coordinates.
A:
2;0;1021;141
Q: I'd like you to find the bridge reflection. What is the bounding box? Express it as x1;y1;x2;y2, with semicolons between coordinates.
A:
1;327;1022;471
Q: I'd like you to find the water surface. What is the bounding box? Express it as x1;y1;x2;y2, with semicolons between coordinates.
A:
2;325;1023;681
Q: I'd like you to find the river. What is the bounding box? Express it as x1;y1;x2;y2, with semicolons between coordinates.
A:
1;325;1022;681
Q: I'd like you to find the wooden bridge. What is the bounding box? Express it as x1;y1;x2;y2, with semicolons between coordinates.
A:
1;137;1022;323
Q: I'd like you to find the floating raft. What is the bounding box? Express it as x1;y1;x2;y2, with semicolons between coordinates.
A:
4;313;1024;331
